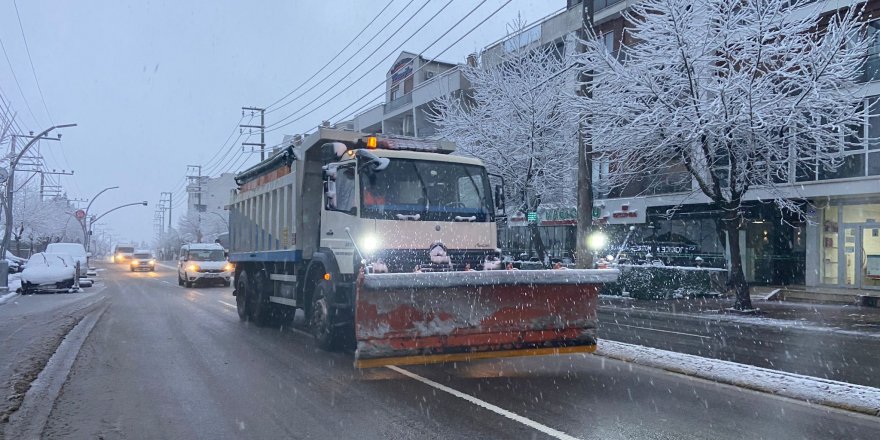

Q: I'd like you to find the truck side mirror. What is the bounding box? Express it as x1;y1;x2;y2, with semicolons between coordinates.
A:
494;184;505;211
321;142;348;162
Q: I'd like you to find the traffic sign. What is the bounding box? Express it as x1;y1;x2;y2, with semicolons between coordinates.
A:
75;209;86;219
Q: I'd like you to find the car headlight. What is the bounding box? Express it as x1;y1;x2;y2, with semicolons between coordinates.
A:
131;260;138;265
187;264;200;272
223;263;234;272
149;259;156;265
361;234;381;254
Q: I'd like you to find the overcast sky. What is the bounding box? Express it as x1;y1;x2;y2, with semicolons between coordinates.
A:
0;0;563;244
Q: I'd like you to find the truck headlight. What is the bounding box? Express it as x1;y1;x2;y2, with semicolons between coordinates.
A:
361;234;381;253
587;232;608;251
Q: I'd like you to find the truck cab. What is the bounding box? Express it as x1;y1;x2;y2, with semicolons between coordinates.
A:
322;146;500;275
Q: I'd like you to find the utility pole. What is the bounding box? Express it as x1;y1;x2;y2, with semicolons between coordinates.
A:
186;165;203;243
39;169;75;200
240;107;266;160
160;191;172;232
576;0;595;269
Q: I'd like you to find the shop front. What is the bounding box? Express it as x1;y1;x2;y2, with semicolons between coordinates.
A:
820;202;880;290
599;201;806;286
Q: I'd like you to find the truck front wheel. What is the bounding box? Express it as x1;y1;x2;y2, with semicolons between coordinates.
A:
310;279;339;351
235;270;249;322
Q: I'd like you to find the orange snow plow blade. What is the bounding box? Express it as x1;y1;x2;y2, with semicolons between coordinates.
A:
354;269;618;368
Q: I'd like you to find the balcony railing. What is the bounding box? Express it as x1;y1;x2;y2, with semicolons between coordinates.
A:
384;93;412;114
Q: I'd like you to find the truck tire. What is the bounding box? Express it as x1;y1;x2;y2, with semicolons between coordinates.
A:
250;270;272;326
309;279;339;351
235;270;250;322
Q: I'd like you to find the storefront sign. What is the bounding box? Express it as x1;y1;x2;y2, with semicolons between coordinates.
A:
596;199;647;224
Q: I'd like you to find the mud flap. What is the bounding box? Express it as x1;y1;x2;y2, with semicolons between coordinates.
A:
354;269;618;368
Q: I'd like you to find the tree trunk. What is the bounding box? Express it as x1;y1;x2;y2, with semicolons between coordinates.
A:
722;215;753;310
528;222;547;264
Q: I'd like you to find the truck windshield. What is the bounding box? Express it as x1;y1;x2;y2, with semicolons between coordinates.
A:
360;159;493;222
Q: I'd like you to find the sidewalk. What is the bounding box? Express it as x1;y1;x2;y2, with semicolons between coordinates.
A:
598;295;880;334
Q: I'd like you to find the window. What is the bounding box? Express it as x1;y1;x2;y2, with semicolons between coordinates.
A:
333;166;356;214
861;20;880;83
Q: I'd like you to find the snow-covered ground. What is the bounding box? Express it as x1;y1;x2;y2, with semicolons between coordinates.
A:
596;340;880;416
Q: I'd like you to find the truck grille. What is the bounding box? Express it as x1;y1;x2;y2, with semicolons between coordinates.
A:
371;249;498;273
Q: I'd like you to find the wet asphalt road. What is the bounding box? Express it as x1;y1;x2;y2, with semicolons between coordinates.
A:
599;305;880;388
28;264;880;439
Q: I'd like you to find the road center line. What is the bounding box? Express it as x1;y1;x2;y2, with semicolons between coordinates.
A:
607;323;710;339
386;365;581;440
218;300;236;309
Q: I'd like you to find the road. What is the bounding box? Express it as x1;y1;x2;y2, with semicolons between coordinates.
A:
599;303;880;388
5;263;879;439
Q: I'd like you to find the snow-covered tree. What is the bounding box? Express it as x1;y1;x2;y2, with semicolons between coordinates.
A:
177;211;225;244
572;0;868;309
430;24;578;262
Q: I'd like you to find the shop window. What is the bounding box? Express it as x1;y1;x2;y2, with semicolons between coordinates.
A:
821;206;839;285
842;203;880;223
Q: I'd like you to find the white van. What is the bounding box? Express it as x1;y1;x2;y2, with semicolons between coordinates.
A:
177;243;232;287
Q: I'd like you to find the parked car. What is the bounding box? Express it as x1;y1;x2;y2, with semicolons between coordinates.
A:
45;243;89;275
130;251;156;272
20;252;77;294
177;243;233;287
5;251;27;273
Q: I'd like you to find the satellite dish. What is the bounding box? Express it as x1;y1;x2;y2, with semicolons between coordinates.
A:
0;168;8;184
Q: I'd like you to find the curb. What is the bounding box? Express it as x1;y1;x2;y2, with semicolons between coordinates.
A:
595;340;880;417
0;290;20;306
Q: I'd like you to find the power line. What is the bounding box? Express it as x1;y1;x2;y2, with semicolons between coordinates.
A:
263;0;447;131
0;36;40;126
265;0;400;112
12;0;52;124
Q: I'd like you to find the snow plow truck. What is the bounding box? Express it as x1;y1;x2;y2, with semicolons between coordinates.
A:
227;127;617;368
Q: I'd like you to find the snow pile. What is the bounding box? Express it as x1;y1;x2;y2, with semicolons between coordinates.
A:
0;274;22;305
596;340;880;416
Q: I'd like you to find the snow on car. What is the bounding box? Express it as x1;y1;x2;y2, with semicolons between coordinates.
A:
45;243;88;275
20;252;77;294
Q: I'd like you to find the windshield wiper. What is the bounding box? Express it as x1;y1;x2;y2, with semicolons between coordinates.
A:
409;161;430;216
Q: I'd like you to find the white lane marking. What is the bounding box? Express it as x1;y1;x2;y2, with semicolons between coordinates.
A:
607;323;710;339
386;365;581;440
190;291;204;297
218;300;237;309
161;280;172;285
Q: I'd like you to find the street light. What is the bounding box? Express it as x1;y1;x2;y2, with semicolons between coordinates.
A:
90;201;149;226
81;186;120;254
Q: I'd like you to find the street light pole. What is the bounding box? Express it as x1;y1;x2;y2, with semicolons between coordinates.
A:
82;186;120;254
1;124;77;259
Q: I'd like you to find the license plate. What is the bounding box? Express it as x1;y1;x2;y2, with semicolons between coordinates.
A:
202;273;216;278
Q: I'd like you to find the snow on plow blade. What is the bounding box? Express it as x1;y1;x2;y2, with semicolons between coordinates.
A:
354;269;618;368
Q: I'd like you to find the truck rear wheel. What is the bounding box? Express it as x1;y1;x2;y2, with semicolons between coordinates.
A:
309;279;339;351
250;270;272;326
235;271;249;322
